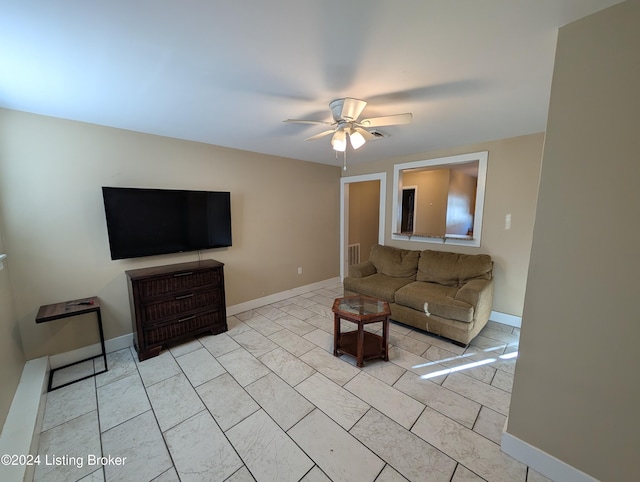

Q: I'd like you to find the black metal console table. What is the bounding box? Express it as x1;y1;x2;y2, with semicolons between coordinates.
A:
35;296;108;391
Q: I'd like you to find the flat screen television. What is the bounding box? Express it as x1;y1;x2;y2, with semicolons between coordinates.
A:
102;187;232;260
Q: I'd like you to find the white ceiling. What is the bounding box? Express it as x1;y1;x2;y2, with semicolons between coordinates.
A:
0;0;624;168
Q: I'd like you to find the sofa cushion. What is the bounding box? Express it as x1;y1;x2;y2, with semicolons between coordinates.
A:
417;250;492;287
369;244;420;279
348;261;377;278
343;273;414;303
395;282;474;322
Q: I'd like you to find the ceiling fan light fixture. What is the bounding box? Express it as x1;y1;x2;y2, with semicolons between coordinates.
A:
286;97;413;159
331;129;347;152
349;129;366;149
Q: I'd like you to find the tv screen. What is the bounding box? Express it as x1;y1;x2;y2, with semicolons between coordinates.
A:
102;187;232;260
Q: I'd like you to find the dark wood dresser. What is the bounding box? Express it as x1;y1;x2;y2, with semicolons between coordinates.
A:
126;259;227;361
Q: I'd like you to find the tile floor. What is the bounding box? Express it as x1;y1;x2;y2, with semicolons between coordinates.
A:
33;282;551;482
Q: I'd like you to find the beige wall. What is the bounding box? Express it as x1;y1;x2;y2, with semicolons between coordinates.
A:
447;170;476;236
0;109;341;360
507;2;639;480
403;169;449;236
0;227;25;430
348;180;380;262
343;132;544;316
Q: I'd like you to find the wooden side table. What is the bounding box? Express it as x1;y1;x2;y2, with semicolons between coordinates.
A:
36;296;108;391
332;295;391;367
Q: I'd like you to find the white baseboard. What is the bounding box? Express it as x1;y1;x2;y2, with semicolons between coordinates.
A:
49;333;133;369
489;311;522;328
52;277;341;367
502;430;599;482
226;277;341;316
0;277;340;481
50;284;515;368
0;357;49;482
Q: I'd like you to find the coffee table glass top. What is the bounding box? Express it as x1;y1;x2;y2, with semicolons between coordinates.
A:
334;295;389;316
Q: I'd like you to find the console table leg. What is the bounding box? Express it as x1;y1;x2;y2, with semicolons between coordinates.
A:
383;316;389;361
96;309;108;370
357;322;364;367
333;314;340;356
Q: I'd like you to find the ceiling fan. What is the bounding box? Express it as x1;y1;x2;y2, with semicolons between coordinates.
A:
284;97;412;152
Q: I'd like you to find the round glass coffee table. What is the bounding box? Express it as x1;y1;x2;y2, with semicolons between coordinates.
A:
332;295;391;367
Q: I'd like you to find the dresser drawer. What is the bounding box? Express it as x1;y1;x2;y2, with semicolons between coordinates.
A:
144;310;226;346
140;288;223;322
138;268;222;298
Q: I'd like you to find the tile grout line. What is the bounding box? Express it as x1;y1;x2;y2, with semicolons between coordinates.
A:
36;285;524;482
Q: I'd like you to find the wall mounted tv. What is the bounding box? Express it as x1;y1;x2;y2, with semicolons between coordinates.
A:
102;187;232;260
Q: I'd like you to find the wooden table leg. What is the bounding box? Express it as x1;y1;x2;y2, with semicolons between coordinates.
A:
383;316;389;361
357;321;364;367
333;313;340;356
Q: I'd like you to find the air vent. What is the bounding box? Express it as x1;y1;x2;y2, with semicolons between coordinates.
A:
369;129;389;139
348;243;361;266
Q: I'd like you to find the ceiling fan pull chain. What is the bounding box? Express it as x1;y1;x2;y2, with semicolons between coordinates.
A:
343;150;347;171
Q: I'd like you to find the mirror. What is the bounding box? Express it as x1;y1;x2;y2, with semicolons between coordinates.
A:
392;151;488;247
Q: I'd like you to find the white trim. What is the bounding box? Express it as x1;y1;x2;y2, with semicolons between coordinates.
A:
502;430;599;482
4;276;339;477
45;295;521;366
226;277;341;316
0;357;49;482
342;180;351;279
340;173;386;280
391;151;488;247
49;277;342;367
489;311;522;328
49;333;133;369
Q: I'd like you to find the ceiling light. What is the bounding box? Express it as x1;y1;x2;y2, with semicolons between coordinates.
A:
349;129;366;150
285;97;413;160
331;129;347;152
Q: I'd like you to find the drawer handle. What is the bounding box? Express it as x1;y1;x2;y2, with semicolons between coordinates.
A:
178;315;196;323
173;271;193;277
175;293;194;300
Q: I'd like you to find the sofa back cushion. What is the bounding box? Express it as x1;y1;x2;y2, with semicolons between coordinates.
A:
369;244;420;279
417;250;492;286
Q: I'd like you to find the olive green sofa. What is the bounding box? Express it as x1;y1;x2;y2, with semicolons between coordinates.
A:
344;244;494;346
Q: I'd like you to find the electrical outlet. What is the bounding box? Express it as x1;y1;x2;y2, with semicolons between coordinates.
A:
297;267;303;275
505;214;512;230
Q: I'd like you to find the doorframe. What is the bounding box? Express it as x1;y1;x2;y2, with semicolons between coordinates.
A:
401;185;418;233
340;173;386;281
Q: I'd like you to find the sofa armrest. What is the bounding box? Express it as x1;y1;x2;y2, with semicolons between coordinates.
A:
455;279;493;310
348;261;377;278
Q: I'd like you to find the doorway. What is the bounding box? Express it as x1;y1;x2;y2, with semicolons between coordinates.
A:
401;186;417;233
340;173;386;280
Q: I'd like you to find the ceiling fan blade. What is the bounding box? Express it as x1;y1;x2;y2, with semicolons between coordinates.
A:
353;127;376;141
305;129;335;141
283;119;332;125
340;98;367;121
359;113;413;127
